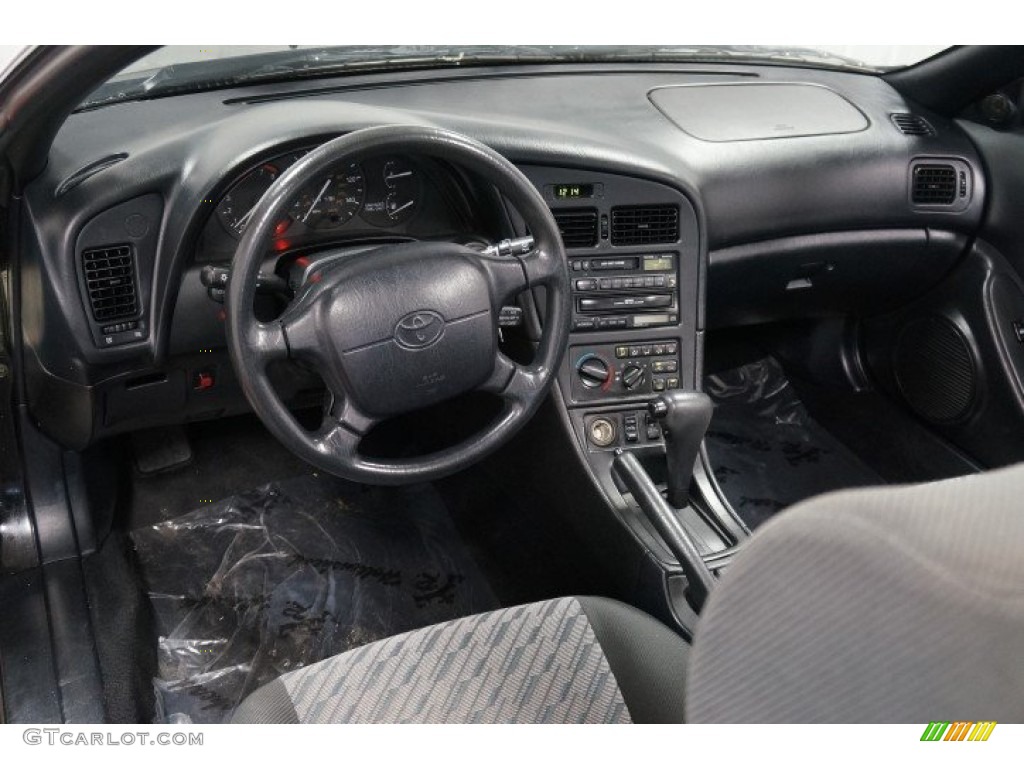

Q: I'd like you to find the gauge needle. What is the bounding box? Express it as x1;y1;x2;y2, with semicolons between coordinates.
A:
303;179;332;222
386;170;413;181
389;199;415;217
235;204;259;231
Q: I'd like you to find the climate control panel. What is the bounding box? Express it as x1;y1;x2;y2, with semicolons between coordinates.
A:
570;339;682;401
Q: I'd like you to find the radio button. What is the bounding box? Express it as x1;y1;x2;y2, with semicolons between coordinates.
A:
575;278;598;290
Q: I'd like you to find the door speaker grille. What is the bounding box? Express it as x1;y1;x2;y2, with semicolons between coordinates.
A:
894;316;977;423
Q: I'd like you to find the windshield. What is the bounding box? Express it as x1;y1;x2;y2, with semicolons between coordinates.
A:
82;45;951;109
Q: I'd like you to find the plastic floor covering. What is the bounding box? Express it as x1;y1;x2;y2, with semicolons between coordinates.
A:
131;474;498;723
704;357;885;530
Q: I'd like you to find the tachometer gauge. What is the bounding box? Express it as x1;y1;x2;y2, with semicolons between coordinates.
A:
289;163;365;229
362;157;420;227
216;163;283;238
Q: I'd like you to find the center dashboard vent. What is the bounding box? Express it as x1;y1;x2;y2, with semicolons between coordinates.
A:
891;113;935;137
82;244;138;321
553;208;598;248
610;205;679;246
911;163;958;205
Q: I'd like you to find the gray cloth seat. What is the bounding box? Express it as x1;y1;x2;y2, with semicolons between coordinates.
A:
232;595;690;724
233;463;1024;724
686;462;1024;723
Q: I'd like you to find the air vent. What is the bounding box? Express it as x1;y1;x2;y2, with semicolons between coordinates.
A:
553;208;598;249
891;113;935;137
912;164;958;205
82;244;138;321
610;205;679;246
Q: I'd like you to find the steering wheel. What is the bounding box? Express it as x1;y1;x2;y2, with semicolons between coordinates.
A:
225;125;570;485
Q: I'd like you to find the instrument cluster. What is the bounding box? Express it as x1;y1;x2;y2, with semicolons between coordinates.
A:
214;151;422;240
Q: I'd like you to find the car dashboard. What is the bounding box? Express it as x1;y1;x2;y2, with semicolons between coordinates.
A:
19;62;986;468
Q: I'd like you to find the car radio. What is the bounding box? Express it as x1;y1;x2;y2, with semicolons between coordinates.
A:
570;252;679;332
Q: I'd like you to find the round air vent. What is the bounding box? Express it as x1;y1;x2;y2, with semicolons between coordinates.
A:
894;316;977;423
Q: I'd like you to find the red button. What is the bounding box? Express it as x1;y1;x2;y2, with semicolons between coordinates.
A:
192;370;215;391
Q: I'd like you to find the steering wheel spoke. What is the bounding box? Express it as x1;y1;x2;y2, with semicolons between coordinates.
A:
479;351;541;408
517;245;563;287
247;321;290;367
478;252;530;306
314;396;378;460
477;240;562;306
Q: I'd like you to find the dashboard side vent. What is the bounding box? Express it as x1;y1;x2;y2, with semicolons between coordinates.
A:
553;208;598;249
891;113;935;137
610;205;679;246
82;244;138;321
911;163;958;205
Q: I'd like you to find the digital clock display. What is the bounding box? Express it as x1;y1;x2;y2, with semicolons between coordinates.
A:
643;256;674;272
553;183;595;200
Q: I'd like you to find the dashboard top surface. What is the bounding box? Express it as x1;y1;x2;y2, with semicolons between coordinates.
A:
40;63;983;251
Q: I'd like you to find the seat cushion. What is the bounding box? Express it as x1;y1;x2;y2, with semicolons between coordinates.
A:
686;463;1024;723
232;595;689;724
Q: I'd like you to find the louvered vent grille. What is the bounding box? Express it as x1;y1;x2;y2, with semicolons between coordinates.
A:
912;164;958;205
891;113;935;136
553;208;598;248
82;244;138;321
610;205;679;246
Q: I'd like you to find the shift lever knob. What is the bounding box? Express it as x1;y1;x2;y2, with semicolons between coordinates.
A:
649;391;714;508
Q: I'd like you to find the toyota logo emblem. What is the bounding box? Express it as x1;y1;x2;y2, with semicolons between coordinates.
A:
394;310;446;349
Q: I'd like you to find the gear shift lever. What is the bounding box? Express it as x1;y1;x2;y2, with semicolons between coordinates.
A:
649;391;714;508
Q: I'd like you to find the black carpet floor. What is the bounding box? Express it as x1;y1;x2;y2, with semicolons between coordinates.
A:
82;532;158;723
704;357;885;530
125;415;317;530
131;473;497;723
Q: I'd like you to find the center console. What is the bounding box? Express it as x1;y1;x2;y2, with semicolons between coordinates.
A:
518;165;747;635
517;166;702;442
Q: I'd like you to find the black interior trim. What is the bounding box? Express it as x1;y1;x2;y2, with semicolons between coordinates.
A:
885;45;1024;116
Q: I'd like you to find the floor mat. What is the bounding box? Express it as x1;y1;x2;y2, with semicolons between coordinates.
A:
704;357;884;530
131;473;498;723
127;415;317;530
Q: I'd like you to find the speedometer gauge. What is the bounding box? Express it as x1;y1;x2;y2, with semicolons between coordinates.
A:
289;163;365;229
216;163;280;238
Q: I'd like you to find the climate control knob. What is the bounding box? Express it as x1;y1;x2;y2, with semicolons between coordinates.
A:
622;363;645;390
577;355;611;389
